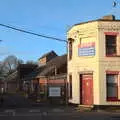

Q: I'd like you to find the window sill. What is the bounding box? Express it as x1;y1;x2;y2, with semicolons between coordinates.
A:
106;55;120;57
107;97;120;102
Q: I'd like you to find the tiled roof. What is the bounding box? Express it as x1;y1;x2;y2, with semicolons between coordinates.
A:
24;54;67;80
38;50;57;60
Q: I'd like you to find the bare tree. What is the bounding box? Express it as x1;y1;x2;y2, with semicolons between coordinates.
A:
2;55;23;75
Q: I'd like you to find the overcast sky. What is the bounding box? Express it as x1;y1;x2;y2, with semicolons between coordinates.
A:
0;0;119;62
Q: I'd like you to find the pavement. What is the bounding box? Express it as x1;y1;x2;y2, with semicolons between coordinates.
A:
0;93;120;120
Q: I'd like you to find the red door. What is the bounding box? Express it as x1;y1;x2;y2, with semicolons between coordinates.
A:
80;74;93;105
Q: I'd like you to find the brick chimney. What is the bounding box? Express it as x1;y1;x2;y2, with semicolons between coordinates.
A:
102;15;115;20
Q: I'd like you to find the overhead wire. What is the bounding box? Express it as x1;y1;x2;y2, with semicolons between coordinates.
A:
0;24;67;43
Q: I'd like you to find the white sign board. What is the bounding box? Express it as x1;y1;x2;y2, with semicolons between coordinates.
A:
49;87;61;97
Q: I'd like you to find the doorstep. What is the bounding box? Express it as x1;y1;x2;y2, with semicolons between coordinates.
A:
75;105;94;112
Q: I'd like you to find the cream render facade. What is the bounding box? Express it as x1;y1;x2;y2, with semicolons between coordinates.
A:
67;16;120;106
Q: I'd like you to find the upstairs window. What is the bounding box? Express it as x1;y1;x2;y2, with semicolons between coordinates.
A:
105;32;120;57
106;35;116;56
68;38;74;60
69;41;72;60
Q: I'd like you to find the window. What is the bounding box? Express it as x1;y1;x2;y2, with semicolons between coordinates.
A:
68;38;74;60
69;75;72;99
106;35;117;56
106;73;118;101
69;41;72;60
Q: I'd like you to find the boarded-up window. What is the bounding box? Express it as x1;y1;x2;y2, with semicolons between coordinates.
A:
69;75;72;99
106;74;118;100
106;35;117;56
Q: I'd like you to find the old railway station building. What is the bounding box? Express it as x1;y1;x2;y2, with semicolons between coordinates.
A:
67;15;120;107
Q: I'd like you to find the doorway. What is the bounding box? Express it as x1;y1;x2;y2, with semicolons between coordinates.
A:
80;74;93;105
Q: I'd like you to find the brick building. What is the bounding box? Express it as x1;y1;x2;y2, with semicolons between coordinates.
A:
24;52;67;103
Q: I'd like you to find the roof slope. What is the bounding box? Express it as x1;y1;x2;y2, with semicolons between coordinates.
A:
38;54;67;76
39;54;67;76
38;50;58;60
24;54;67;80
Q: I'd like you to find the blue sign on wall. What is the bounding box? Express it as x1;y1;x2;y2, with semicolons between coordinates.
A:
78;42;95;56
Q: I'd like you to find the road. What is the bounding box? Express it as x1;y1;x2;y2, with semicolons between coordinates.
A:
0;93;33;108
0;110;119;120
0;93;120;120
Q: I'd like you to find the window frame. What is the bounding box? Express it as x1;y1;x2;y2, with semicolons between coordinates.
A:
105;35;117;56
105;32;120;57
106;71;120;101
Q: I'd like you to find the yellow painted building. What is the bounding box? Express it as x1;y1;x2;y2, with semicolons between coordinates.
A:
67;15;120;107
